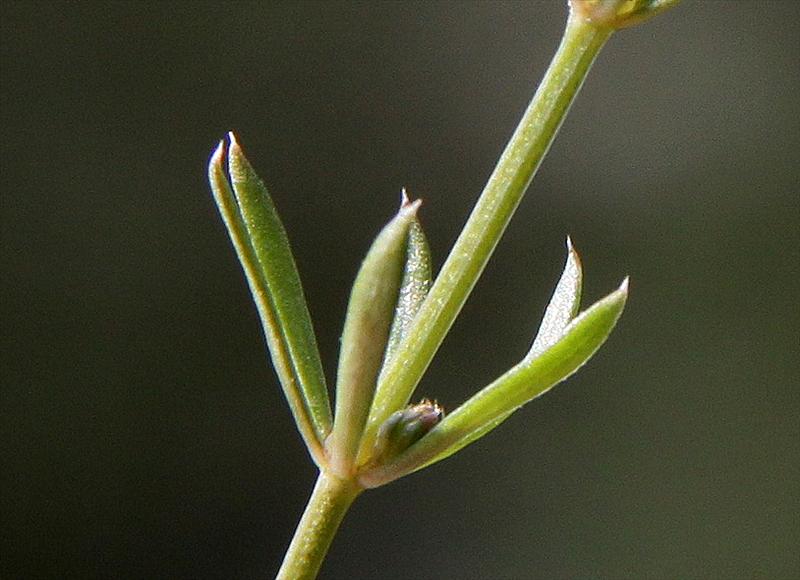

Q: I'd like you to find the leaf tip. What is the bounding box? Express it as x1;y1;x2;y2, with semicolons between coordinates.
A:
619;276;630;295
401;197;422;218
399;188;422;215
226;131;252;183
209;139;226;176
400;187;411;208
227;131;245;165
564;235;582;270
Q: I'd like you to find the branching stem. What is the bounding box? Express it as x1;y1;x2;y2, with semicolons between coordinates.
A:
360;11;613;457
277;10;614;577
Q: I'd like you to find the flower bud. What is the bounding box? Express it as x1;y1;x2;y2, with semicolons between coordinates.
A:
571;0;680;30
369;400;443;466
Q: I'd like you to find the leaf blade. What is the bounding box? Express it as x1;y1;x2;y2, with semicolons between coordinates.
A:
327;201;420;476
382;194;432;369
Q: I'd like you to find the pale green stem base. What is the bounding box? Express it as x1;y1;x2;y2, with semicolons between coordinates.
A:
276;473;362;580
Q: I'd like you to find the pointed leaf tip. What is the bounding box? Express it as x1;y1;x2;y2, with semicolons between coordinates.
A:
403;197;422;214
210;139;225;166
226;132;252;184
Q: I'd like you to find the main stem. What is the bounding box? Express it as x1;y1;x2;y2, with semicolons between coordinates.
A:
360;11;613;456
276;472;362;580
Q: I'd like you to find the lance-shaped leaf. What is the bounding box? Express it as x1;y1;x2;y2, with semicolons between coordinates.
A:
382;190;432;369
353;193;431;467
327;200;421;477
208;134;331;465
359;278;628;488
528;236;583;359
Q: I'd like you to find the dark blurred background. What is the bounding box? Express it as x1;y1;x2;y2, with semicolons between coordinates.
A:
1;1;798;578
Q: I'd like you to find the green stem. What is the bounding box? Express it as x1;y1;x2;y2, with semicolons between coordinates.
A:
360;12;613;455
276;473;362;580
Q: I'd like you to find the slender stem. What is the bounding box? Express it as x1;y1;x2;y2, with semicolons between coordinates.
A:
360;12;613;456
276;473;362;580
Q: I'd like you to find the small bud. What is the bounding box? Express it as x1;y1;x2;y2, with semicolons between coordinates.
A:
571;0;680;30
370;400;444;465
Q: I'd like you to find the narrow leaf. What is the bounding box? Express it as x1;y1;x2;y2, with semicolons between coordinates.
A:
209;135;331;464
527;236;582;359
359;279;628;488
327;201;421;476
382;189;432;368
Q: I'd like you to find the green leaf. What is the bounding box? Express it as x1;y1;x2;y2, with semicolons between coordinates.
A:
382;190;432;369
208;134;331;465
327;200;420;476
416;409;513;470
359;278;628;488
527;236;583;359
354;192;431;468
